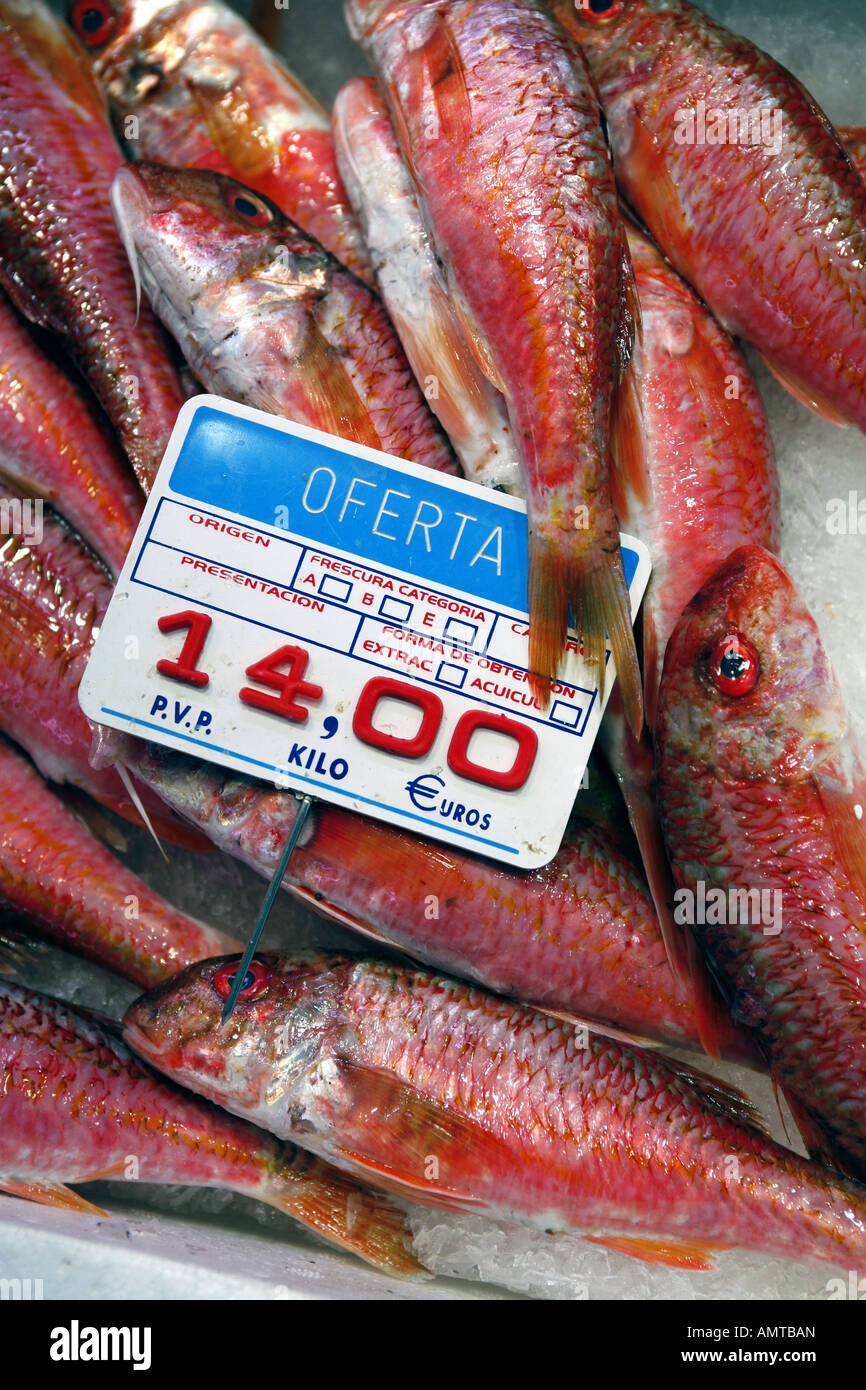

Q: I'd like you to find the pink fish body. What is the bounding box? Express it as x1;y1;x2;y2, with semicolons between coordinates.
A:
111;162;457;471
0;738;237;987
332;76;521;491
127;741;756;1064
612;225;780;726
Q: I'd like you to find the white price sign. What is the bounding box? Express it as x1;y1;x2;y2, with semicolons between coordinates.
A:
80;397;650;868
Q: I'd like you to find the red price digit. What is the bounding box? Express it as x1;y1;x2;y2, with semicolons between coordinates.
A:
353;677;443;758
239;644;323;723
447;709;537;791
156;610;212;688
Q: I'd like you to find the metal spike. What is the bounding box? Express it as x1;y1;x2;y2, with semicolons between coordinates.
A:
220;794;313;1024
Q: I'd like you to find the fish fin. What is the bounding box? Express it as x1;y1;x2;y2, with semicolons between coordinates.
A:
781;1088;862;1180
642;606;660;731
392;280;492;420
115;761;167;863
527;538;642;733
80;1160;131;1181
381;12;473;190
0;1179;108;1217
257;322;384;453
262;1152;429;1278
756;352;852;427
419;10;473;153
533;1004;663;1051
614;736;689;985
583;1233;725;1270
90;792;213;853
286;884;412;956
813;769;866;907
184;76;275;183
614;235;641;384
610;356;651;513
663;1054;771;1136
325;1056;502;1207
771;1075;797;1150
446;283;509;395
681;927;728;1063
386;83;423;188
333;1150;486;1213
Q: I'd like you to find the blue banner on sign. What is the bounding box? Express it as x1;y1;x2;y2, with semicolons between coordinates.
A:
169;406;639;611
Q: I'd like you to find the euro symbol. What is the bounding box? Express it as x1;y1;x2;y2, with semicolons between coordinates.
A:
404;772;445;811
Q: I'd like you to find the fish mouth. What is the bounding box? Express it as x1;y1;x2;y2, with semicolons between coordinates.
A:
123;1015;167;1060
109;165;191;344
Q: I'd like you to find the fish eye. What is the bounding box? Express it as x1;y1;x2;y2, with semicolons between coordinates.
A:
70;0;116;47
576;0;624;20
213;960;270;1002
708;633;760;697
227;190;274;227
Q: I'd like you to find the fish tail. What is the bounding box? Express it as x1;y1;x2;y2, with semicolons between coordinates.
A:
527;534;642;732
257;1146;429;1279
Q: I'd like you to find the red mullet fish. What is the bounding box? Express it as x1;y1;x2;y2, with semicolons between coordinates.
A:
111;162;457;471
0;979;425;1277
69;0;374;284
346;0;642;726
0;0;186;490
126;741;757;1065
656;546;866;1181
124;950;866;1272
0;738;237;987
550;0;866;434
601;223;779;1002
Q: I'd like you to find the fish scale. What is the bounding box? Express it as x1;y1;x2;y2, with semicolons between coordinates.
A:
125;951;866;1269
0;980;425;1276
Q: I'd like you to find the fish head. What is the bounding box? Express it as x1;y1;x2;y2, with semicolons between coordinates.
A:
548;1;679;84
66;0;210;100
111;161;330;356
123;953;346;1122
655;546;848;785
343;0;413;42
